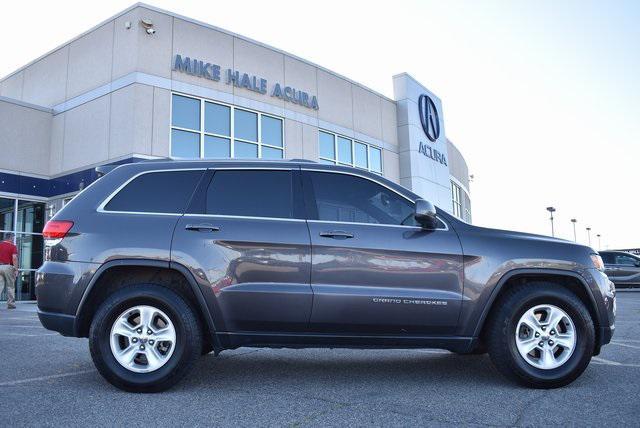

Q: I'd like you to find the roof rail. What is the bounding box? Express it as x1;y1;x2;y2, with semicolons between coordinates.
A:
289;158;317;163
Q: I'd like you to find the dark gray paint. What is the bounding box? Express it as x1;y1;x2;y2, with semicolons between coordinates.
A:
35;159;615;354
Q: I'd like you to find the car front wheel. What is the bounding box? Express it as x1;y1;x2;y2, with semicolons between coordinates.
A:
89;284;202;392
486;282;595;388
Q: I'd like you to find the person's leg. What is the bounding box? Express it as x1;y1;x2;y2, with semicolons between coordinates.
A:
7;268;16;308
0;266;16;309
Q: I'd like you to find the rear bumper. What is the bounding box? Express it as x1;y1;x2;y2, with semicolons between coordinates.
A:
36;260;98;336
37;310;76;336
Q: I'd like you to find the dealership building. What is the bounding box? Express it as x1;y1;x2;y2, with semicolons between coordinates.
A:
0;3;471;300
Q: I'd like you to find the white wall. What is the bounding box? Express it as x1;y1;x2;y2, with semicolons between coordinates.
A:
0;99;51;175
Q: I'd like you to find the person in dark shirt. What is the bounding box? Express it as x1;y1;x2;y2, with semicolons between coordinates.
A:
0;233;18;309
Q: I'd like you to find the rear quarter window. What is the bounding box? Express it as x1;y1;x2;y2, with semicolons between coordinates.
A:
103;170;204;213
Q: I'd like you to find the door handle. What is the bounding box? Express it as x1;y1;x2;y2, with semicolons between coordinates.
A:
185;223;220;232
319;230;354;239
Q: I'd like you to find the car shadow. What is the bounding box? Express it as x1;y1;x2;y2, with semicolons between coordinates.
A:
179;348;514;391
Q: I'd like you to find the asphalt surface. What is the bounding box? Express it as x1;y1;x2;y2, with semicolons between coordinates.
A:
1;292;639;427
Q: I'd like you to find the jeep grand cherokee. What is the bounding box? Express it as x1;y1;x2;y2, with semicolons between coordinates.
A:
36;160;616;392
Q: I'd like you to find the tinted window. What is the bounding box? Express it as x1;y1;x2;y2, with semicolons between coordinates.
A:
105;170;203;213
600;252;614;264
206;170;293;218
306;172;415;226
615;254;639;266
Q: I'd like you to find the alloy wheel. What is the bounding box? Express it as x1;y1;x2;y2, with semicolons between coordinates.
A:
109;305;177;373
514;304;576;370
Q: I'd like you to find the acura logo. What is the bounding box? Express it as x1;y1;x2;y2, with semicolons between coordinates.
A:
418;94;440;142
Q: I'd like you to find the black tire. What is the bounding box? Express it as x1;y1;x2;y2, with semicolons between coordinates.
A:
486;282;595;388
89;284;202;392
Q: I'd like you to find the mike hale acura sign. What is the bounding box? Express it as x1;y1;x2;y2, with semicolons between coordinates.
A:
172;54;319;110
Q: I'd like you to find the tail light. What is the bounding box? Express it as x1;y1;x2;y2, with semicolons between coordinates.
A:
43;220;74;240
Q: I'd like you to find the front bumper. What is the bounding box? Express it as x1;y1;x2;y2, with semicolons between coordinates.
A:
583;268;616;351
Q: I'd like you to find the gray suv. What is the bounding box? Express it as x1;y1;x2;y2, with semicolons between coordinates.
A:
600;251;640;288
36;160;616;392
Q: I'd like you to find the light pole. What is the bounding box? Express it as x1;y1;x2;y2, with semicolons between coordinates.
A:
571;218;577;242
586;227;592;246
546;207;556;237
597;234;601;250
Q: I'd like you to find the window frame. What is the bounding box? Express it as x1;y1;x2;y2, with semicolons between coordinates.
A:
318;130;383;174
97;168;206;216
301;168;448;230
170;93;285;160
451;181;463;220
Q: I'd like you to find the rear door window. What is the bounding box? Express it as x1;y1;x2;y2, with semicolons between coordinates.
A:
205;170;294;219
104;170;204;213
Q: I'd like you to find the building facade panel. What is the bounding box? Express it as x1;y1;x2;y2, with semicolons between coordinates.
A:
232;37;285;108
171;18;234;94
316;69;353;130
352;85;383;140
22;47;69;107
62;95;110;171
66;22;115;99
151;86;171;157
0;100;51;176
0;70;24;99
283;56;319;118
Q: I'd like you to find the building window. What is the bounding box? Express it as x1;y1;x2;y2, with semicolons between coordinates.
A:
451;181;463;219
318;130;383;174
171;94;284;160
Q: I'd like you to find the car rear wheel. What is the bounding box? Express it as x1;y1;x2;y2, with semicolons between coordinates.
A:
486;282;595;388
89;284;202;392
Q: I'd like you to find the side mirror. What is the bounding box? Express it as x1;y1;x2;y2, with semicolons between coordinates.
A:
414;199;438;229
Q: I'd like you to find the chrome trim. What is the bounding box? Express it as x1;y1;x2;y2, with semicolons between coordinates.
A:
183;213;305;222
207;166;297;171
96;168;207;215
307;219;449;232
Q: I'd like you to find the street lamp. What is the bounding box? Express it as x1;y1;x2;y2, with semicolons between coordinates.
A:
570;219;577;242
586;227;592;246
546;207;556;237
597;234;602;250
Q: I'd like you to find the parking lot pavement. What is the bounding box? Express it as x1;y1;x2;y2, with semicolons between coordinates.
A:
1;293;639;427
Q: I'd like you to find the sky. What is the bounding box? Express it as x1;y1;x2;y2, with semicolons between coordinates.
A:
1;0;638;249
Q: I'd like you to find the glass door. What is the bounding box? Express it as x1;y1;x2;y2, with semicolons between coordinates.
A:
0;196;45;301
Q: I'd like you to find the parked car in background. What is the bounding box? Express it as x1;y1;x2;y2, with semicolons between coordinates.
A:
36;160;616;392
600;251;640;288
